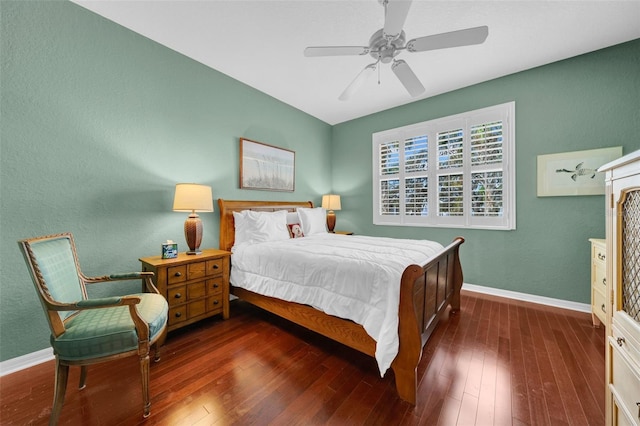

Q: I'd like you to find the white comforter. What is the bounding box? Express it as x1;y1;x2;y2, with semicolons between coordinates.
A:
230;233;444;375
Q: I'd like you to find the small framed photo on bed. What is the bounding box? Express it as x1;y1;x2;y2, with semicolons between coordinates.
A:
239;138;295;192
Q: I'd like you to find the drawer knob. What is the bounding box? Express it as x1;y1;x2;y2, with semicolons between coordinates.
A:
601;304;606;313
616;337;625;347
213;264;219;269
602;278;606;286
174;293;182;299
598;253;605;261
213;299;219;305
175;312;182;318
174;272;182;277
213;283;219;289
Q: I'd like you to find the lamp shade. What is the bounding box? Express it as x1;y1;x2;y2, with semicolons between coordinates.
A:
321;194;341;211
173;183;213;212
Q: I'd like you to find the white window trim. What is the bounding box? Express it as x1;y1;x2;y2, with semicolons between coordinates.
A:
372;101;516;230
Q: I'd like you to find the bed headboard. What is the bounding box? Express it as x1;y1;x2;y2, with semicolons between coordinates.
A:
217;199;314;251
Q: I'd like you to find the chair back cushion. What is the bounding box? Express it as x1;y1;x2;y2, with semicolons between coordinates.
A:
28;237;84;320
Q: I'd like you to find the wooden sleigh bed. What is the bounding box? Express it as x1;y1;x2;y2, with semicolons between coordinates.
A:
218;199;464;405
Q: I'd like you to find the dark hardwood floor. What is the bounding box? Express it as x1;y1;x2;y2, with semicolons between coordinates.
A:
0;290;605;425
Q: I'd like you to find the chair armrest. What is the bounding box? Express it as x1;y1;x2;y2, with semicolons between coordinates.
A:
47;295;142;312
75;295;141;308
83;271;160;294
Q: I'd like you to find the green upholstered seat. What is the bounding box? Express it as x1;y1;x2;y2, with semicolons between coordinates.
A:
19;233;168;425
53;293;168;361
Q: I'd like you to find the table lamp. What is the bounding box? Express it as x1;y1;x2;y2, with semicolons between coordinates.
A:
173;183;213;255
322;194;342;232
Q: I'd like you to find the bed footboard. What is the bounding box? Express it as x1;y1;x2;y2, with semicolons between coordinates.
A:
392;237;465;404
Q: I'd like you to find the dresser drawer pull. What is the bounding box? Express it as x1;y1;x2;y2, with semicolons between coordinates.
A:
174;293;182;299
616;337;625;347
602;278;606;286
597;253;605;261
213;299;219;305
213;283;219;289
175;312;182;318
174;272;182;277
213;264;219;269
601;304;606;313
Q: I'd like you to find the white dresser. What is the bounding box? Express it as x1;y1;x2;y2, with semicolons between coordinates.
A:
600;149;640;426
590;238;607;327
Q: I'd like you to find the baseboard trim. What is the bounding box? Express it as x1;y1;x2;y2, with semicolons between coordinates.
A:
0;284;590;376
0;347;54;377
463;283;591;313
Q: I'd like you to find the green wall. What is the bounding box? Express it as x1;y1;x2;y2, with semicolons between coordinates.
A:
0;1;332;361
331;38;640;302
1;0;638;363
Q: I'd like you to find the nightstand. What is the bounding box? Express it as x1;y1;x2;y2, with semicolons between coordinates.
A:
139;249;230;332
332;231;354;235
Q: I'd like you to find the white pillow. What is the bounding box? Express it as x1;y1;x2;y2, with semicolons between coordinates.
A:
286;211;300;225
233;210;290;246
233;210;251;246
297;207;327;235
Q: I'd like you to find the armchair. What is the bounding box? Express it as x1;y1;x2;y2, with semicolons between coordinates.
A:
18;233;168;425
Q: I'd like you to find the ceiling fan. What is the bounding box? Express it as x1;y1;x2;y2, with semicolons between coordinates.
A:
304;0;489;101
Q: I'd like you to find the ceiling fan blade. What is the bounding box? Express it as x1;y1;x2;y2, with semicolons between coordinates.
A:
339;63;377;101
383;0;413;40
391;59;425;97
407;25;489;52
304;46;370;57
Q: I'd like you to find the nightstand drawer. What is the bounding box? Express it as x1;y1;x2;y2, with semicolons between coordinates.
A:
167;285;186;307
169;306;187;325
187;261;207;280
207;278;224;295
208;296;223;313
207;258;224;275
167;265;187;285
188;299;207;318
187;281;206;300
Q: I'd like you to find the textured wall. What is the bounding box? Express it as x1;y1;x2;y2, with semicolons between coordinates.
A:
0;1;332;361
331;39;640;303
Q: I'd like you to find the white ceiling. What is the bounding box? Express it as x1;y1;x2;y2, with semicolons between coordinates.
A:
72;0;640;125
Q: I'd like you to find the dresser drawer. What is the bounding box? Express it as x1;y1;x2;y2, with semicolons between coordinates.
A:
207;258;225;275
592;243;606;268
207;277;224;296
187;261;207;280
187;281;206;300
208;295;224;313
168;305;187;325
593;287;606;324
167;265;187;285
594;264;606;290
609;339;640;425
167;285;186;307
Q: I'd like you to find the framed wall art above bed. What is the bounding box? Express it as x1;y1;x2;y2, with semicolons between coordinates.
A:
239;138;295;192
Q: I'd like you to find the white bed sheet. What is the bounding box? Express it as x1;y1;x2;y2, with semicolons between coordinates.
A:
230;233;444;375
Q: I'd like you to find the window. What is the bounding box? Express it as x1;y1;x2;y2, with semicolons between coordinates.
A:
373;102;515;230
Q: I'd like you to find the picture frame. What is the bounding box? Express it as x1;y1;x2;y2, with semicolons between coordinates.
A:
239;138;295;192
537;146;622;197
